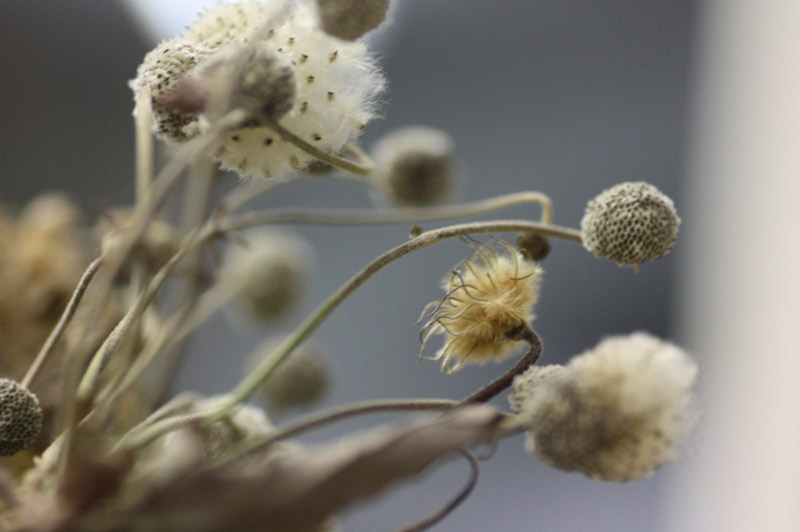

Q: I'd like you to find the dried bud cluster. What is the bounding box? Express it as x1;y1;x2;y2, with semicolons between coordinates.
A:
132;1;386;179
581;182;680;267
249;339;330;411
0;379;43;456
224;229;314;321
372;126;457;206
513;333;697;481
420;238;542;374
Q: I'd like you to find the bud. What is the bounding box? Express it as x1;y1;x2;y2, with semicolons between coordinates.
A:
372;126;457;206
314;0;391;40
581;181;680;268
249;339;330;411
419;238;542;374
516;232;550;262
518;333;697;482
224;230;314;321
0;378;44;456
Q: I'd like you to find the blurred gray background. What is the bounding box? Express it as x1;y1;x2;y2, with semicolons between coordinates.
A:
1;1;696;531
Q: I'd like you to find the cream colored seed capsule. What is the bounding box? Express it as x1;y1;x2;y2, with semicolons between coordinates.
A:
518;333;697;482
581;181;680;268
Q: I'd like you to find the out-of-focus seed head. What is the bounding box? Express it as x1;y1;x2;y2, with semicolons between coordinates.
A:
0;379;44;456
373;126;457;206
224;229;314;321
249;339;330;412
313;0;391;40
581;181;680;268
518;333;697;482
419;238;542;374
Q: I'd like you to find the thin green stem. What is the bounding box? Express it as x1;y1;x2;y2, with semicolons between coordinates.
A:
21;256;104;389
209;220;581;421
220;190;553;229
267;120;374;175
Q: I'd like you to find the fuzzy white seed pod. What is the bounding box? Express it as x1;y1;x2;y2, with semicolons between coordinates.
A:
224;229;314;321
419;238;543;374
581;181;680;268
519;333;697;482
0;378;44;456
132;1;386;179
508;364;564;414
248;338;330;411
372;126;457;206
132;37;214;141
313;0;391;40
191;40;296;126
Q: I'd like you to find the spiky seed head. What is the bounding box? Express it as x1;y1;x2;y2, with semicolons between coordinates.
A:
249;339;330;411
419;238;543;374
516;232;550;262
518;333;697;482
373;126;456;206
224;229;314;321
0;378;43;456
581;181;680;268
313;0;391;40
131;1;386;179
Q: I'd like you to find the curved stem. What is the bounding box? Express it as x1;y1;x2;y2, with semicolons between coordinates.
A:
392;449;479;532
267;120;374;175
225;399;458;464
456;327;543;406
220;190;553;229
21;256;104;389
209;220;581;421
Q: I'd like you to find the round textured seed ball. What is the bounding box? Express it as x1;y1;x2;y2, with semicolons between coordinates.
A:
0;378;43;456
581;181;680;267
249;341;330;411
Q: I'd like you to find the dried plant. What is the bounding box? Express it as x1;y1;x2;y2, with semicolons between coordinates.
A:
0;2;697;530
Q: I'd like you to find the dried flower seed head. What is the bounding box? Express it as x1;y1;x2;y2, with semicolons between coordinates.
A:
581;181;680;268
419;237;543;374
132;1;386;179
373;126;456;206
224;229;314;321
249;338;330;411
516;232;550;262
132;37;214;141
0;378;43;456
192;41;296;125
508;364;564;414
313;0;391;41
519;333;697;482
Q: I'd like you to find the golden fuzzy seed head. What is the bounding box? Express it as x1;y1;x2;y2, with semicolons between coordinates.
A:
519;333;697;482
419;238;543;374
0;378;43;456
581;181;680;267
